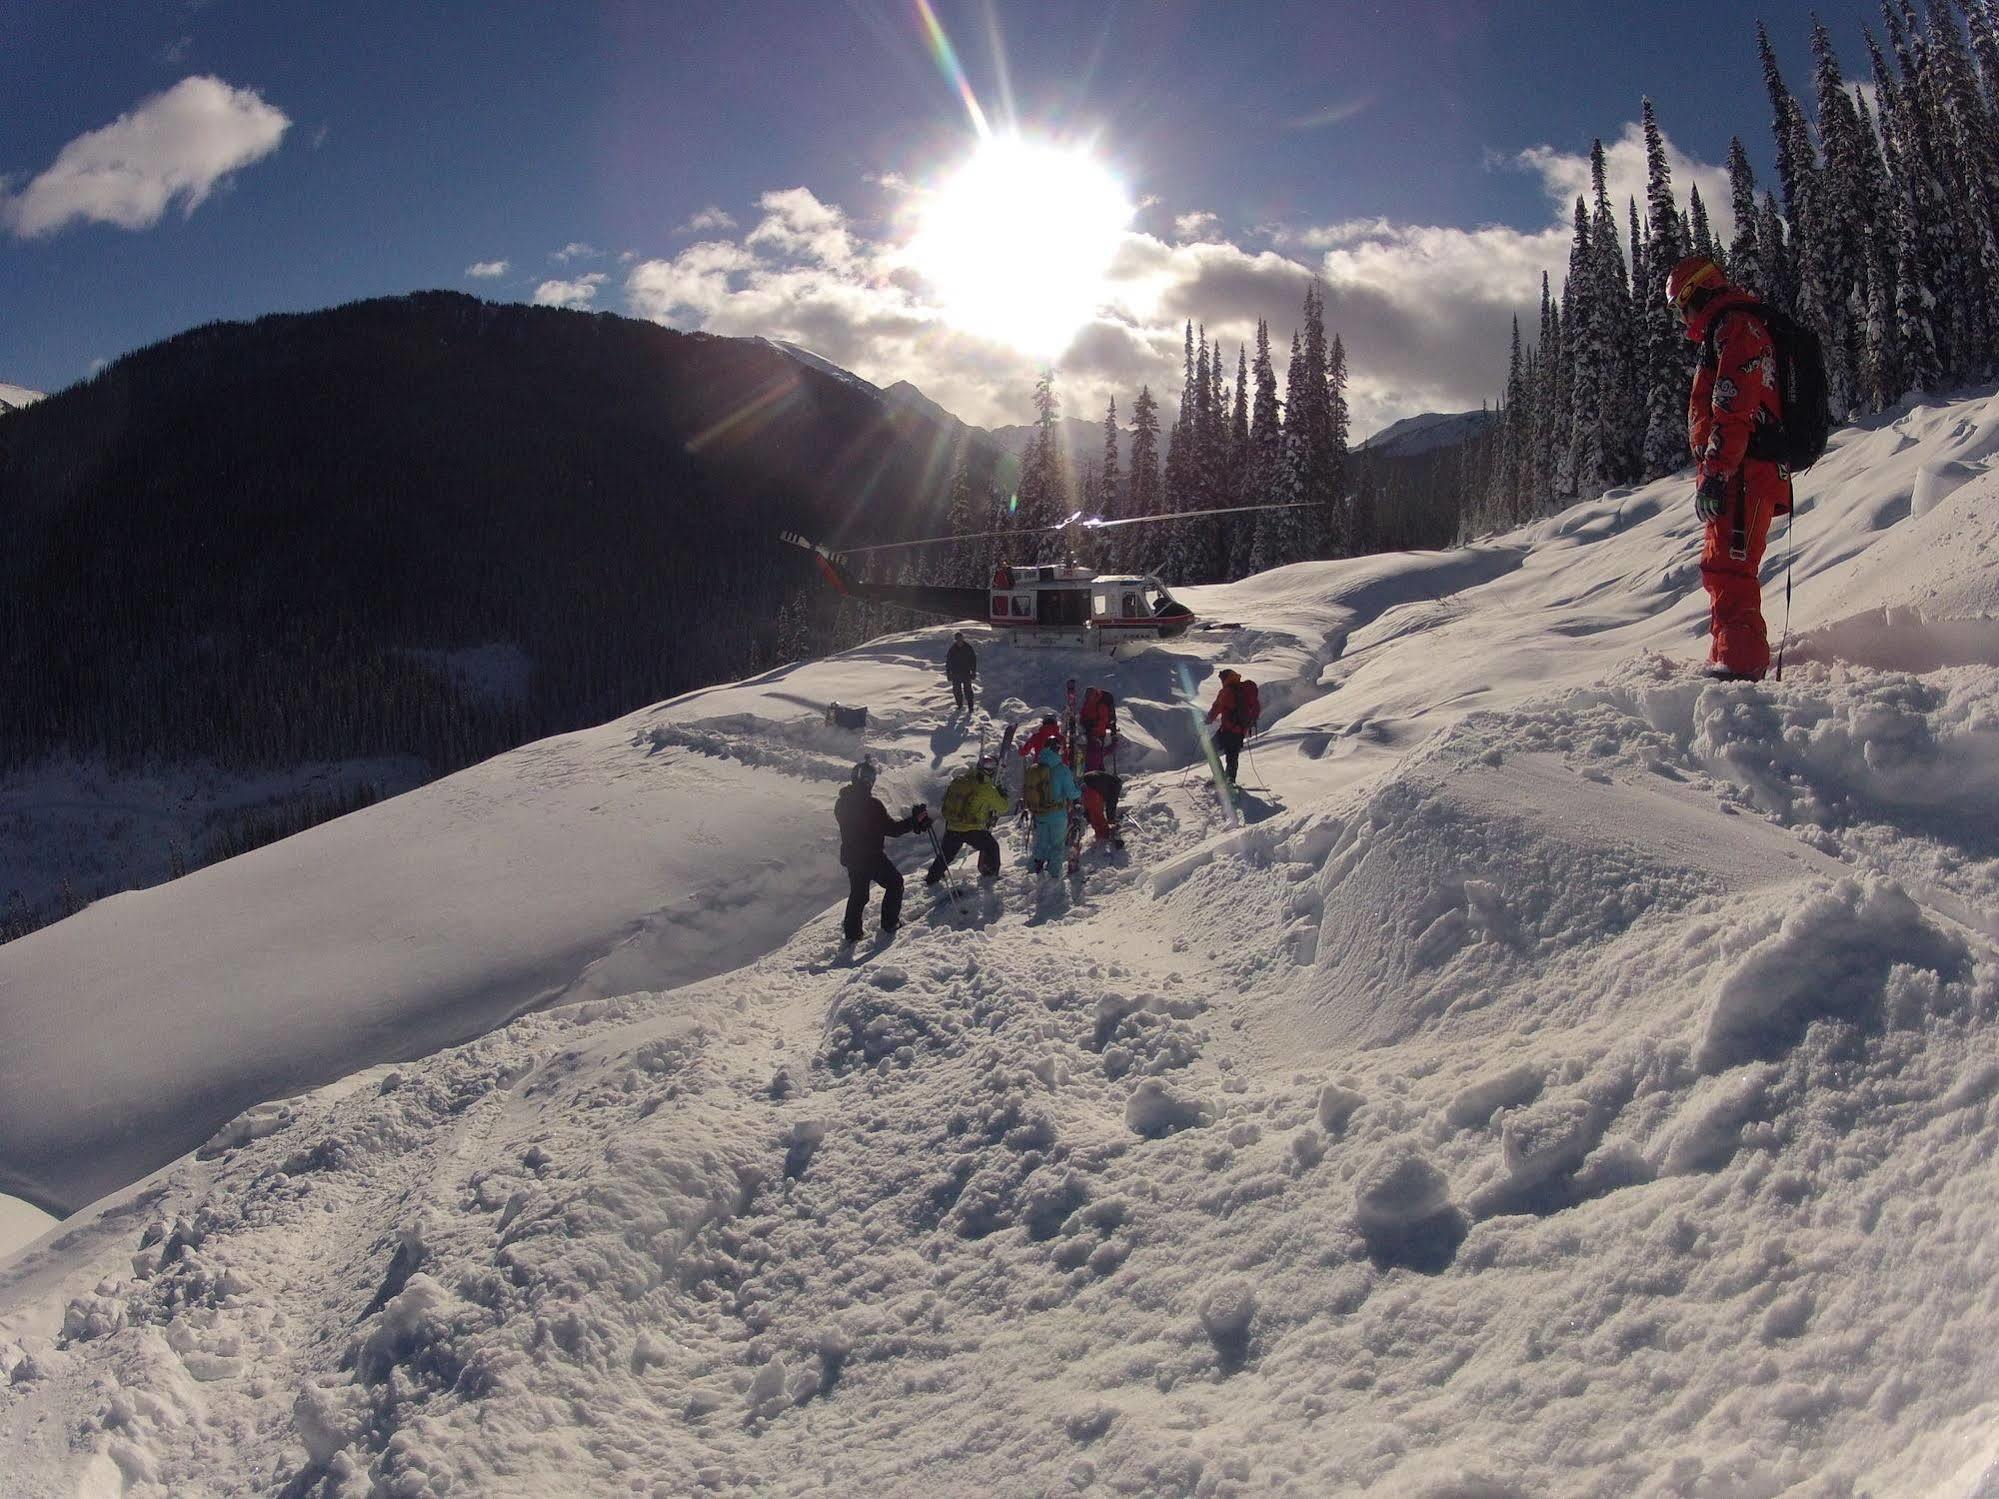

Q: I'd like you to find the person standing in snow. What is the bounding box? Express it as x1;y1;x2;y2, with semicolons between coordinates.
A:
1023;743;1079;875
1204;669;1260;786
945;632;978;712
1668;254;1793;683
925;754;1010;883
834;761;930;942
1078;688;1122;843
1019;714;1062;763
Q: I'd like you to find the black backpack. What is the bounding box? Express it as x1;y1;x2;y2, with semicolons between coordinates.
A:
1707;303;1831;472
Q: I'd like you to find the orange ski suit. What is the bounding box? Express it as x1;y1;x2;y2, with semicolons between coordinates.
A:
1685;290;1793;680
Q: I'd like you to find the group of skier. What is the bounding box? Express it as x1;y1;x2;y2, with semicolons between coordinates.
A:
833;661;1260;942
830;255;1824;944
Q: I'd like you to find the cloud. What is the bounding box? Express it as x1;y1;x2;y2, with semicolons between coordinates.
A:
160;35;193;64
609;119;1725;437
533;272;607;309
1287;95;1375;131
744;187;855;267
1511;120;1735;249
626;241;761;322
466;259;509;279
676;205;737;233
2;75;289;238
551;241;598;262
1173;210;1220;240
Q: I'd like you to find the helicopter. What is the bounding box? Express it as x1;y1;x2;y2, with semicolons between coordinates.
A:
780;500;1309;657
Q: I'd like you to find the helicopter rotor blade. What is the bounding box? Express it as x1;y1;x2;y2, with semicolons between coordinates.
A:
822;500;1313;557
1081;501;1314;530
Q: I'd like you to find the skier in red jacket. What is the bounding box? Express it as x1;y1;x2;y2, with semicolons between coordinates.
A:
1204;669;1259;786
1668;254;1793;682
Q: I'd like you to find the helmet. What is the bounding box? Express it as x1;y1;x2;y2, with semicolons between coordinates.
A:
1665;254;1725;316
852;760;878;787
977;754;998;775
1220;668;1240;684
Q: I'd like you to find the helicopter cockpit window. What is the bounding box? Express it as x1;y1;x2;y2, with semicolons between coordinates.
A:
1092;593;1110;617
990;594;1008;617
1011;596;1032;618
1122;592;1140;617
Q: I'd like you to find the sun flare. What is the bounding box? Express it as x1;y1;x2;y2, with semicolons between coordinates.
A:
908;135;1133;358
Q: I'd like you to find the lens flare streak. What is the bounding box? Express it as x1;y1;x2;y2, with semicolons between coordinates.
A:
913;0;991;139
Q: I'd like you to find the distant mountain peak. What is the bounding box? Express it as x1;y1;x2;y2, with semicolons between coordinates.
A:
0;382;46;414
1357;409;1492;459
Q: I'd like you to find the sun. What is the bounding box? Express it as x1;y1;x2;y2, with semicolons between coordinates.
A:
907;135;1133;358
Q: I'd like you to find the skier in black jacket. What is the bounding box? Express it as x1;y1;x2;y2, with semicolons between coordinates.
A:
945;632;978;712
834;761;930;942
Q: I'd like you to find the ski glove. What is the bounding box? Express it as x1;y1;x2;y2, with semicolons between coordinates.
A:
1694;471;1729;523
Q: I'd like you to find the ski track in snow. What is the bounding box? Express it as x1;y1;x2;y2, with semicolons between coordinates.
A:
4;387;1999;1494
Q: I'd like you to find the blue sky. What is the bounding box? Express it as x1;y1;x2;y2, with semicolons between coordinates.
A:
2;1;1887;434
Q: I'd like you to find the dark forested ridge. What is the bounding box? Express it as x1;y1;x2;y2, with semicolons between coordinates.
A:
0;290;1003;777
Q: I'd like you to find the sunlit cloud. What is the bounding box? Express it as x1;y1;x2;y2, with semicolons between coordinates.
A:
160;35;193;65
626;241;761;322
533;272;607;309
2;75;288;238
614;119;1725;439
745;187;856;267
677;205;737;233
466;259;509;279
1511;121;1735;247
1173;211;1219;240
551;241;598;263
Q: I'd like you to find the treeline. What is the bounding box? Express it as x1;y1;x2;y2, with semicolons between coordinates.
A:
0;291;1000;779
919;282;1362;587
1468;7;1999;533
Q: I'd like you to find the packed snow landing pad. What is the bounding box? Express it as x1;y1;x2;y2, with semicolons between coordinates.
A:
3;385;1999;1493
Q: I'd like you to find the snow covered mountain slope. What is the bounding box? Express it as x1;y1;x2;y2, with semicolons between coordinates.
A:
1355;407;1492;456
3;385;1999;1496
0;381;44;413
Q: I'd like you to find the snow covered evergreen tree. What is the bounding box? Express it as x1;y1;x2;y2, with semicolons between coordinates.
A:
1327;330;1352;552
1247;320;1297;572
1534;272;1562;503
1125;385;1161;574
1726;137;1762;292
1921;2;1999;375
1292;280;1339;555
1640;100;1694;478
1225;344;1254;575
1558;197;1594;500
1870;28;1944;394
1016;370;1065;535
1688;182;1715;262
1099;397;1122;521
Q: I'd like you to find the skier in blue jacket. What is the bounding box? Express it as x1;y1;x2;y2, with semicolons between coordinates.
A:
1024;744;1079;874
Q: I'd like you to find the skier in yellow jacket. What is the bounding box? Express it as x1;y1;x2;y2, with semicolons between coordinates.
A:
924;754;1010;883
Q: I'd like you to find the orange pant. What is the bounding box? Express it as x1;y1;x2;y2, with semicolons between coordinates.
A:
1082;784;1113;840
1699;460;1788;680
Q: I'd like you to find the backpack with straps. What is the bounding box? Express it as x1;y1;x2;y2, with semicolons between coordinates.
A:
1023;763;1054;815
1236;679;1261;733
1705;303;1831;472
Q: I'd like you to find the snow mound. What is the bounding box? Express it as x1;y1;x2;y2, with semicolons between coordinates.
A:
1694;877;1969;1073
12;379;1999;1494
